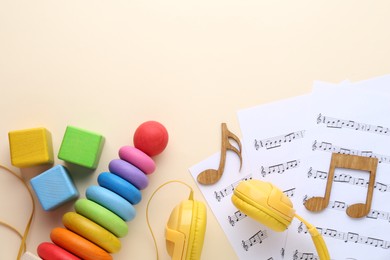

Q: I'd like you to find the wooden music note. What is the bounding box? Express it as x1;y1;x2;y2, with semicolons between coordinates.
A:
304;153;378;218
197;123;242;185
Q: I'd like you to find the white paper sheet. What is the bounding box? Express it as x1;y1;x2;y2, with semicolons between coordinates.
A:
190;150;286;260
284;87;390;260
189;75;390;260
190;94;313;259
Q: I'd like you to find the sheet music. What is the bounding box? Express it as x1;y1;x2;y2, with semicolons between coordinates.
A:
190;94;313;259
189;150;286;260
313;74;390;93
236;94;323;259
284;86;390;260
237;94;311;195
189;75;390;259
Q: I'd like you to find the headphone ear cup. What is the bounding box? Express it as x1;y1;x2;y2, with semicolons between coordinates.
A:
231;192;288;232
166;204;186;259
165;200;207;260
187;201;206;260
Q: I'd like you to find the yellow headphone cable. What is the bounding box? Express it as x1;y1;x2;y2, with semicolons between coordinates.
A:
0;164;35;260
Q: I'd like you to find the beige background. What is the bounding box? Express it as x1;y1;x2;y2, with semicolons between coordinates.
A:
1;1;390;259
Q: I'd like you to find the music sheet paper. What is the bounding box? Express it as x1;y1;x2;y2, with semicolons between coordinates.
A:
284;87;390;260
189;75;390;260
189;94;313;259
313;74;390;93
349;74;390;92
189;150;285;259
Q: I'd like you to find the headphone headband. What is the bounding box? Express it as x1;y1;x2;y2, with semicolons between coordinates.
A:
232;179;330;260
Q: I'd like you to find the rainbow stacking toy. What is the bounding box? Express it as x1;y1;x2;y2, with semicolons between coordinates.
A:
37;121;169;260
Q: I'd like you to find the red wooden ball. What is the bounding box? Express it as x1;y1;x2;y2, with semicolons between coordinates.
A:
133;121;168;156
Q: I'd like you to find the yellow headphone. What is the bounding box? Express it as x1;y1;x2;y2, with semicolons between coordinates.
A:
165;191;207;260
147;181;207;260
231;179;330;260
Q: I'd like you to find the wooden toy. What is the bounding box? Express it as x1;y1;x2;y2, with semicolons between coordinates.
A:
133;121;169;156
30;165;79;211
97;172;142;204
37;242;81;260
74;199;128;237
38;121;168;258
63;212;121;253
58;126;104;169
304;153;378;218
119;145;156;174
108;159;149;190
20;251;43;260
8;127;54;168
86;185;136;221
197;123;242;185
50;227;113;260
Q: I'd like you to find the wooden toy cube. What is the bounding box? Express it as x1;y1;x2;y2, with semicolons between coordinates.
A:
58;126;104;169
30;165;79;211
21;252;41;260
8;127;54;168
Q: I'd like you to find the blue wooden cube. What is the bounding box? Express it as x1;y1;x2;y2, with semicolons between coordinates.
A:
30;165;79;211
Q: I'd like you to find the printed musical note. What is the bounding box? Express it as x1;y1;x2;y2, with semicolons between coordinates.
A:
307;168;390;193
283;187;296;198
312;140;390;163
305;153;378;218
297;223;390;249
375;182;389;192
306;167;327;179
293;250;318;260
317;113;390;136
228;210;247;226
197;123;242;185
334;173;353;183
350;232;389;248
304;197;390;223
261;160;300;177
214;174;252;202
242;229;268;251
357;207;390;222
330;200;347;210
349;204;390;222
228;188;295;226
254;130;305;150
294;249;359;260
254;139;261;151
302;195;308;204
280;248;285;258
297;222;304;234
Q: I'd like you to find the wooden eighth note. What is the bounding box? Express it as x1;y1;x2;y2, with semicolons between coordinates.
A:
304;153;378;218
197;123;242;185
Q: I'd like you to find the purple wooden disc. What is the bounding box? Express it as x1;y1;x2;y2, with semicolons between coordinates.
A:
108;159;149;190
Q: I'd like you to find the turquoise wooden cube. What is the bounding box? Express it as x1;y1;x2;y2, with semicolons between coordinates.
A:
58;126;104;169
30;165;79;211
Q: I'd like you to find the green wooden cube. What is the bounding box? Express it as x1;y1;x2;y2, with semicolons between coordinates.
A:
58;126;104;169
